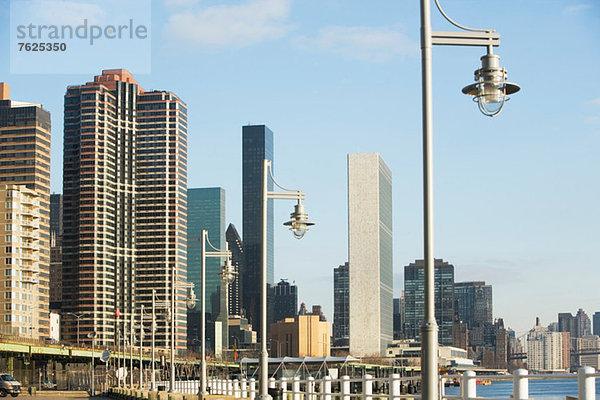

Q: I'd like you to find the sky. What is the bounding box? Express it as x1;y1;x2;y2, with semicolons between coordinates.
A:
1;0;599;336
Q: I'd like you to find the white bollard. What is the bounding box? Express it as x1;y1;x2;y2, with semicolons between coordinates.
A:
308;377;315;400
341;376;350;400
321;376;332;400
578;366;596;400
234;379;240;398
250;378;257;400
389;374;400;400
292;376;301;400
241;379;248;398
280;377;288;400
461;371;476;400
270;377;277;389
228;379;234;396
513;369;529;400
363;374;372;400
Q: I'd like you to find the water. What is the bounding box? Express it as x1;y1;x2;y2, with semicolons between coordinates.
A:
443;378;600;399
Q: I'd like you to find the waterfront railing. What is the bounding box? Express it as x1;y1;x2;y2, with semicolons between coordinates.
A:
153;366;598;400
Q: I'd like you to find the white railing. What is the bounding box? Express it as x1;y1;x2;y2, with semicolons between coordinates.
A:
155;367;598;400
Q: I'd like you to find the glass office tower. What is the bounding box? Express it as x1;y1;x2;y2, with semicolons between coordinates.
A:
242;124;274;330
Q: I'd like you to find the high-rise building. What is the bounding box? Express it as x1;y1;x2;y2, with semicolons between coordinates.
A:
62;69;188;349
226;224;244;317
558;312;575;336
333;262;349;347
348;153;393;356
242;124;274;329
404;259;455;346
49;194;63;310
593;312;600;336
574;308;592;338
0;186;43;337
393;296;406;340
454;281;493;329
187;188;226;317
0;83;51;338
527;318;566;372
273;279;297;324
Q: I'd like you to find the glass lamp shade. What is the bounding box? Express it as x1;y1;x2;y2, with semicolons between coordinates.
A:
283;202;315;239
462;53;519;117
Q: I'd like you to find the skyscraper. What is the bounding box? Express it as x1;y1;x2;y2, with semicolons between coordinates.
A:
49;194;63;311
454;281;493;329
333;262;349;347
574;308;592;338
187;188;226;317
62;70;188;349
593;312;600;336
226;224;244;317
348;153;393;356
0;83;51;338
273;279;298;323
404;259;455;346
242;124;274;329
393;295;405;340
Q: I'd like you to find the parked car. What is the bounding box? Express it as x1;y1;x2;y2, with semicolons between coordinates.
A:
0;374;21;397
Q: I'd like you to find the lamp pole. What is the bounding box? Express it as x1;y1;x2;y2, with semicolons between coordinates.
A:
66;312;88;346
88;332;97;395
418;1;519;398
258;159;313;400
140;304;144;389
151;289;156;391
199;230;233;396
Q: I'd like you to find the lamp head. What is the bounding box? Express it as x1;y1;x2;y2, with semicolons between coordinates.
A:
186;289;197;309
283;201;315;239
87;331;97;339
462;53;520;117
219;257;237;284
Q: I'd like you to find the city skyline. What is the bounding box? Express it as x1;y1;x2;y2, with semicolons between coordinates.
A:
0;0;598;334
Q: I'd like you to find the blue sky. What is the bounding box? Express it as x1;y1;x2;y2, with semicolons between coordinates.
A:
1;0;599;335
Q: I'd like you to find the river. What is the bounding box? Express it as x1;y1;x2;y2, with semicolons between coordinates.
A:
443;378;600;399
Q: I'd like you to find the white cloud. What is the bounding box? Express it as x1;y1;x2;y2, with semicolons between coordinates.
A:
164;0;201;7
165;0;292;48
564;4;592;14
294;26;417;63
587;97;600;107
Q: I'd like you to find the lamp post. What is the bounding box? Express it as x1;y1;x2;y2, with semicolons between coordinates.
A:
196;229;233;396
66;312;88;346
88;331;97;395
418;1;519;399
258;159;314;400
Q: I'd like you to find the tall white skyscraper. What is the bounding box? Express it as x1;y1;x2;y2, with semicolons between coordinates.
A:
348;153;393;356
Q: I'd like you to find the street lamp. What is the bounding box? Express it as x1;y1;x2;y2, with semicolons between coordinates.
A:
65;312;88;346
168;276;195;392
418;0;519;399
88;331;97;395
197;229;233;396
259;159;313;400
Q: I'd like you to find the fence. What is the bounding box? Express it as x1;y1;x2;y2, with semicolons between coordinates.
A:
154;367;598;400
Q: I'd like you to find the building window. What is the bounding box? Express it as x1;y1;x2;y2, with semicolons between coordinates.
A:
4;315;10;322
5;259;11;265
